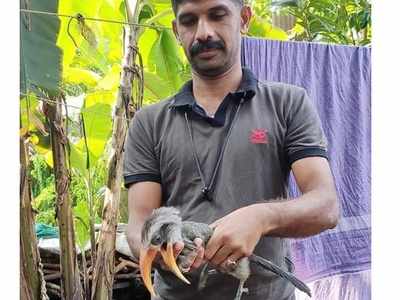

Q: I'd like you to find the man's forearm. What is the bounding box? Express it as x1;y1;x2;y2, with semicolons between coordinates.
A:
126;224;143;262
259;188;339;238
126;181;163;261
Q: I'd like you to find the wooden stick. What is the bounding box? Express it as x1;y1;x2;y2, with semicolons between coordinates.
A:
43;269;59;275
114;273;138;280
44;272;61;281
118;257;139;269
46;282;61;291
114;261;128;274
46;282;61;298
43;263;61;270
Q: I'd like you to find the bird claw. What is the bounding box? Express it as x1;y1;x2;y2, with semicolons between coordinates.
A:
234;280;248;300
198;263;210;291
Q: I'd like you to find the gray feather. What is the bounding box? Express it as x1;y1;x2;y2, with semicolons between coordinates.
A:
249;254;311;297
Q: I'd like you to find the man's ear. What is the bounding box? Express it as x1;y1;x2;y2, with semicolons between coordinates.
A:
172;20;181;44
240;6;252;35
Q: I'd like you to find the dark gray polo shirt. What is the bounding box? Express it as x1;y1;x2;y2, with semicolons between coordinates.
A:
123;68;327;300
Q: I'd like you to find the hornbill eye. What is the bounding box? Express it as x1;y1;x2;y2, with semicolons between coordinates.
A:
151;234;162;246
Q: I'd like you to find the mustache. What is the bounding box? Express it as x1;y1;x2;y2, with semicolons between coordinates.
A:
190;40;225;56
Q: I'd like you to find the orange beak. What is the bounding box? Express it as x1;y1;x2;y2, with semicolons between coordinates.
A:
160;242;190;284
139;247;158;297
139;243;191;297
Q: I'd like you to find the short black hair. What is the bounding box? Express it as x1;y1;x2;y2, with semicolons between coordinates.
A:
171;0;244;15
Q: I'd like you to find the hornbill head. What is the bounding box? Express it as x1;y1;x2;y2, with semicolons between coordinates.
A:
140;207;190;297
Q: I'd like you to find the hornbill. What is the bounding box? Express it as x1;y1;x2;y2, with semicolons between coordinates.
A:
139;207;311;299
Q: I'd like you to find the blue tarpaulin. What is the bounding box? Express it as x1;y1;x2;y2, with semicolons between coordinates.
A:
242;37;371;299
35;223;59;239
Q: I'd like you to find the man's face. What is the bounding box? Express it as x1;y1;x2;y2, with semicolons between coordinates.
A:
173;0;250;77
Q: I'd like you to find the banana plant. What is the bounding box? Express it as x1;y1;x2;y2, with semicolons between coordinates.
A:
56;0;126;273
20;0;77;298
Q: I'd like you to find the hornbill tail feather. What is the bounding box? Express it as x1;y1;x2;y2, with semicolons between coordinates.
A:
249;254;312;297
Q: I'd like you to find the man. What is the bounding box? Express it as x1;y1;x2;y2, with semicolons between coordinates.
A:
124;0;339;299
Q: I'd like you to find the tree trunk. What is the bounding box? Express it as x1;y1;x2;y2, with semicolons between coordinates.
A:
44;97;83;300
20;137;49;300
91;1;141;299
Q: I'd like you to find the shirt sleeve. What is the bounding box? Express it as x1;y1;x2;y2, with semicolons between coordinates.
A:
284;88;328;166
123;109;161;188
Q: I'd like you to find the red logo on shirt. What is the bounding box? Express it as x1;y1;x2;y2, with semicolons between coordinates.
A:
250;129;268;144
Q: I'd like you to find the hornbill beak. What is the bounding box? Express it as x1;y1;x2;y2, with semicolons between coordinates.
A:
160;242;191;284
139;243;190;297
139;247;158;297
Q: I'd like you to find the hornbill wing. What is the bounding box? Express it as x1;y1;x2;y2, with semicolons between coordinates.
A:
181;221;214;243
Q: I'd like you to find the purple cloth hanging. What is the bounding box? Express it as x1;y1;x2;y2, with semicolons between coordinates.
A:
241;38;371;284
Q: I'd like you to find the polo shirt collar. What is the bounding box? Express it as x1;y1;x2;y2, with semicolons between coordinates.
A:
169;67;258;109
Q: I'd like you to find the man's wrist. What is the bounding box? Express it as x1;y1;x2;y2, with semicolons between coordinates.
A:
254;203;282;236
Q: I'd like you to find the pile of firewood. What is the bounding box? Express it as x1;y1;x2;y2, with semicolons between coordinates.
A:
38;237;150;300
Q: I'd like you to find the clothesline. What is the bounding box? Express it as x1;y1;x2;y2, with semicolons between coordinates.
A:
20;8;172;31
20;93;132;122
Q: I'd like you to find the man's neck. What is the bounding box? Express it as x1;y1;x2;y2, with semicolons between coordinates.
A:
191;63;243;115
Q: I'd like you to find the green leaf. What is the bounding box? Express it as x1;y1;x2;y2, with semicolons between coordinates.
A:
248;16;288;40
79;91;114;164
151;0;173;14
57;0;104;70
336;4;348;31
349;13;358;30
20;0;61;95
44;150;54;168
96;0;124;63
70;143;88;176
144;8;174;28
20;93;41;133
271;0;299;9
57;1;113;74
143;70;176;104
34;143;53;156
138;28;159;67
33;184;56;211
148;29;184;91
73;201;90;249
139;3;155;24
85;90;116;107
95;64;121;91
289;23;305;35
75;39;110;74
359;10;370;30
119;1;127;20
309;0;335;13
63;67;101;88
308;18;326;34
